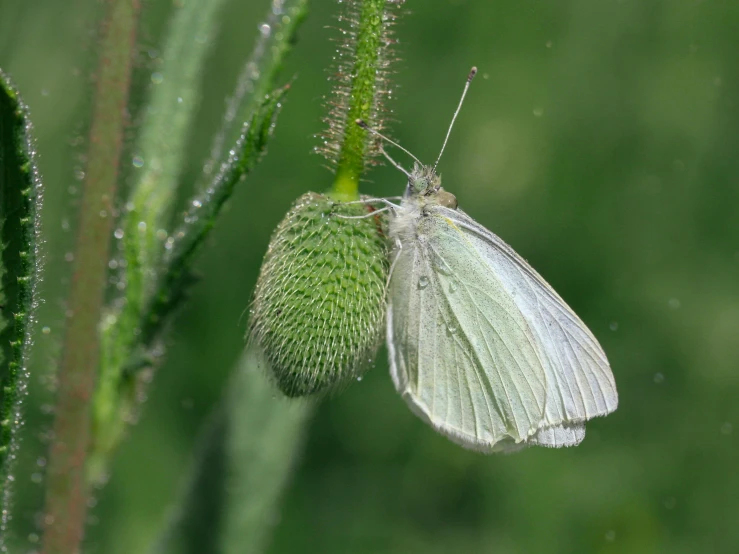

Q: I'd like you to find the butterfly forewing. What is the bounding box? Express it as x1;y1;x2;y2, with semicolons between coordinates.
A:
388;207;549;451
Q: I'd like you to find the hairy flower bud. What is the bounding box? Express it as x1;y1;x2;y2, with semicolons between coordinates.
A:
249;192;388;397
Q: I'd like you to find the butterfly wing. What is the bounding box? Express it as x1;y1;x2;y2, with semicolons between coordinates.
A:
445;207;619;438
387;208;549;451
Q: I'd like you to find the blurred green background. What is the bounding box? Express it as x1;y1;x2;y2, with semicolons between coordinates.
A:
2;0;739;552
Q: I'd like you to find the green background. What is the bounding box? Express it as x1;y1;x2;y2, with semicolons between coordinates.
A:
2;0;738;552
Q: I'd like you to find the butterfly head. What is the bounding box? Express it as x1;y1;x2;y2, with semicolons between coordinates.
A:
407;163;440;195
407;163;458;209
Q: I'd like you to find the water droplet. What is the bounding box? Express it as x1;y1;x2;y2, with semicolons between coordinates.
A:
721;422;733;435
192;199;202;208
533;107;544;117
448;281;458;293
138;221;147;232
31;473;43;484
114;228;124;239
605;530;616;542
132;155;144;168
609;321;618;331
64;252;74;262
260;23;271;36
356;376;363;382
668;297;681;310
653;373;665;384
151;72;164;85
418;276;429;289
546;40;553;48
41;326;51;335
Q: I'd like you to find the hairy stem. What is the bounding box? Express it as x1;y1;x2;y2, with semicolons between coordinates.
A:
41;1;140;552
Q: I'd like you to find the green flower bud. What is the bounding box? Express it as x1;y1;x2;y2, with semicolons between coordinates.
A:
249;192;388;397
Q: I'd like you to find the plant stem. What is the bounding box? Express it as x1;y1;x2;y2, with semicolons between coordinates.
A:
327;0;401;200
41;1;140;552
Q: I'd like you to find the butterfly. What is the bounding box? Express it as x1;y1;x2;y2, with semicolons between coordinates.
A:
359;67;618;452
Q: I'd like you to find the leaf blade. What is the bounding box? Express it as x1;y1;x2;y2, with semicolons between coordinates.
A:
0;69;43;544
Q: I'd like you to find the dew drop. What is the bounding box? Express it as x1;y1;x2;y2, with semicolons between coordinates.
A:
41;326;51;335
151;72;164;85
418;276;429;289
609;321;618;331
653;372;665;384
448;281;458;293
132;155;144;168
114;228;124;239
605;530;616;542
668;297;681;310
721;422;733;435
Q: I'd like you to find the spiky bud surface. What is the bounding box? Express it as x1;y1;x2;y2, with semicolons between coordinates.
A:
249;192;388;397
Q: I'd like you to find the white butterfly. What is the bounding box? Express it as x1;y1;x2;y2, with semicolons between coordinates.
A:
362;68;617;452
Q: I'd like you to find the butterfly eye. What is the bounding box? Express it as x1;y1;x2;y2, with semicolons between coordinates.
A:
412;177;428;192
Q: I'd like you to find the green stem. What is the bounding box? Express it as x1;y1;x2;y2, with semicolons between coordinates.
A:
41;1;140;552
331;0;395;200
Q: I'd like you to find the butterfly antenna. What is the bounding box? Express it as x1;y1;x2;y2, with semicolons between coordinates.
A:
356;119;424;169
433;66;477;172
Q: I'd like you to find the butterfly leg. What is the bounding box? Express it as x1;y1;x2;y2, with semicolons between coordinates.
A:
334;206;392;220
340;198;401;210
383;236;403;300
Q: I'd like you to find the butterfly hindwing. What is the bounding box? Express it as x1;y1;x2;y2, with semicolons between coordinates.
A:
445;208;619;429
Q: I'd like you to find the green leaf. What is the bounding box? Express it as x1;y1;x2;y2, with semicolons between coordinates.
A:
0;69;43;543
150;345;312;554
141;84;290;346
92;0;309;486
